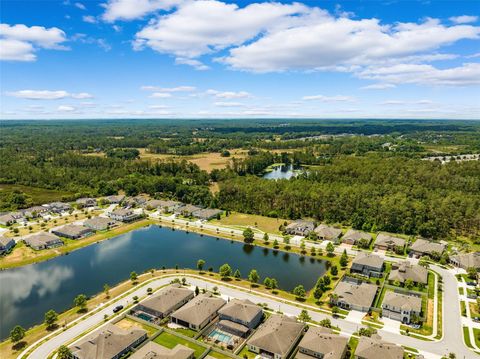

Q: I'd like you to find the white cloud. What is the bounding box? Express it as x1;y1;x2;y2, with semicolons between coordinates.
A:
6;90;93;100
83;15;97;24
302;94;355;102
449;15;478;24
358;62;480;86
102;0;182;22
148;104;169;109
141;85;195;92
0;24;67;61
149;92;172;98
206;89;251;99
57;105;76;112
213;101;246;107
174;57;209;70
75;2;86;10
360;83;396;90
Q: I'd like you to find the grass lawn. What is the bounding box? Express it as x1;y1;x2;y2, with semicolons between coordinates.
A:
459;287;465;295
153;331;207;357
207;350;233;359
347;337;359;358
210;211;289;234
474;328;480;348
170;326;197;338
463;326;474;349
238;345;257;359
0;183;74;209
461;301;467;317
470;302;480;318
116;317;158;336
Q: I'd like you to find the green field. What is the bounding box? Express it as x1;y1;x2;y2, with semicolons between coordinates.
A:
0;183;74;210
153;331;207;357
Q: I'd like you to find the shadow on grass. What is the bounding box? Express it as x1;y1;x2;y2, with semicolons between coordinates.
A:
12;341;27;351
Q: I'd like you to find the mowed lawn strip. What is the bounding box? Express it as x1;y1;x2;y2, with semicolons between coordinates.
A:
153;331;206;357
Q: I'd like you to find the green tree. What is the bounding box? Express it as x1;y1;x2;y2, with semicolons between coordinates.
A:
219;263;232;278
292;284;306;299
57;345;72;359
405;278;414;290
340;249;349;267
263;232;269;243
467;267;477;280
326;242;335;256
273;239;279;248
74;294;88;312
248;269;260;284
234;269;241;279
103;284;110;298
130;271;138;284
319;318;332;328
270;278;278;291
298;309;311;322
300;240;306;254
313;286;323;302
243;227;254;243
197;259;205;272
10;325;25;345
44;309;58;329
330;265;338;276
264;277;272;289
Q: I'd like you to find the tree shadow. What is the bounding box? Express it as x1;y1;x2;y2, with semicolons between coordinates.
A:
12;341;27;351
76;308;88;314
46;324;59;331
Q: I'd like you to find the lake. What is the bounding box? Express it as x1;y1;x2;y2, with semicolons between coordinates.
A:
0;225;327;338
262;164;304;180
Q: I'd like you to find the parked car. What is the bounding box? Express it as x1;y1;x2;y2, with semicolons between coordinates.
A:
113;305;124;313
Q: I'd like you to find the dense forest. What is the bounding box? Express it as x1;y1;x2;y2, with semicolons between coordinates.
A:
1;119;479;240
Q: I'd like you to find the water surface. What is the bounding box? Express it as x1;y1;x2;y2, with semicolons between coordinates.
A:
262;164;304;180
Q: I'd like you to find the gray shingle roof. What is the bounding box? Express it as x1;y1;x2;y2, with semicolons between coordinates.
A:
450;252;480;270
130;342;194;359
314;224;342;240
352;252;384;269
296;326;348;359
138;284;193;315
218;298;262;324
355;335;404;359
333;280;378;308
171;293;225;327
342;229;372;243
410;239;445;255
382;291;422;312
375;233;406;248
389;262;428;285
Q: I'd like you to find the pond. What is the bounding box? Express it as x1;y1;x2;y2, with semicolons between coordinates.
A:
0;225;327;338
262;164;305;180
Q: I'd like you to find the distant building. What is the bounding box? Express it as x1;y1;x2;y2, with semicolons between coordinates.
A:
70;323;147;359
76;198;97;208
46;202;72;213
174;204;203;217
342;229;372;245
130;342;194;359
152;200;182;213
83;217;118;231
24;232;63;250
21;206;48;218
135;284;194;319
381;291;422;323
217;299;263;337
355;335;404;359
409;239;446;258
0;213;16;226
296;326;348;359
193;208;223;221
450;252;480;271
331;278;378;312
314;224;343;242
284;220;315;236
389;261;428;286
246;314;305;359
171;292;226;331
52;224;93;239
104;195;125;204
374;233;406;251
108;208;140;222
351;252;384;277
0;236;15;254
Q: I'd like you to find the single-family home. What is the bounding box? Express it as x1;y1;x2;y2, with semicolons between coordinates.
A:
246;314;305;359
0;236;15;254
295;326;348;359
409;239;446;258
351;252;384;277
381;291;422;323
374;233;406;251
24;232;63;250
217;299;263;337
130;342;194;359
76;197;97;208
46;202;72;213
284;220;315;236
0;213;16;226
70;323;147;359
314;224;343;242
134;284;194;319
104;195;126;204
153;200;182;213
170;292;226;331
331;278;378;312
355;335;404;359
21;206;48;218
389;262;428;286
83;217;118;231
144;199;166;210
108;208;140;222
174;204;203;217
450;252;480;271
52;224;93;239
193;208;223;221
342;229;372;246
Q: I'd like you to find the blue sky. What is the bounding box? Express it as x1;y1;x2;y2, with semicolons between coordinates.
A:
0;0;479;120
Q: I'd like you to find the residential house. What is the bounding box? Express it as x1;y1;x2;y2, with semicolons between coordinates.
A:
217;299;263;337
174;204;203;217
135;284;194;319
144;199;167;210
351;252;384;277
193;208;223;221
450;252;480;271
314;224;343;242
46;202;72;213
170;292;226;331
21;206;48;218
52;224;93;239
76;198;97;208
284;220;315;236
70;323;147;359
342;229;372;246
331;278;378;312
153;200;182;213
374;233;406;251
355;335;404;359
108;208;140;222
130;342;194;359
83;217;118;231
389;261;428;286
246;314;305;359
0;236;15;254
409;239;446;258
381;291;422;323
104;195;126;204
0;213;16;226
24;232;63;250
295;326;348;359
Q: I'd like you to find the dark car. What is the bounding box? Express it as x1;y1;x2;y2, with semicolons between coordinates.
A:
113;305;124;313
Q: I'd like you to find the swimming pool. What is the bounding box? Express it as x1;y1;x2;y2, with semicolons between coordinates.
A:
136;312;154;322
208;329;232;343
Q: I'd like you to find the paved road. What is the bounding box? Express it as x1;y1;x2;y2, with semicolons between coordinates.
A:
23;271;475;359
